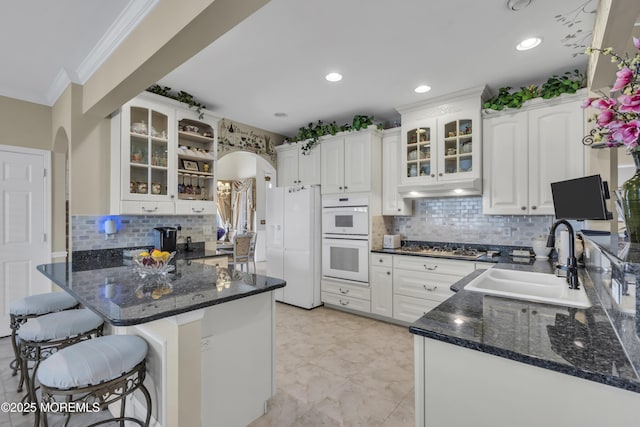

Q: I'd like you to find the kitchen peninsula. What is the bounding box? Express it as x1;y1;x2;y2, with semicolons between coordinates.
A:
37;258;286;427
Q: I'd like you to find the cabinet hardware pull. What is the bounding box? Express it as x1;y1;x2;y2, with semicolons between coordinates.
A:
438;173;442;176
339;299;349;306
423;265;438;271
344;186;348;189
521;206;526;210
339;186;343;190
423;284;438;291
531;310;537;315
386;271;391;275
193;293;205;300
339;288;349;294
531;206;537;210
142;206;158;212
430;174;435;178
397;208;401;211
192;208;205;212
521;308;527;313
379;259;383;262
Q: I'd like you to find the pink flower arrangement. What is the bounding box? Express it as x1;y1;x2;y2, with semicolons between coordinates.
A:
583;38;640;151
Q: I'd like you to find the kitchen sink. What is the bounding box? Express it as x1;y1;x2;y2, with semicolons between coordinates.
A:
464;268;591;308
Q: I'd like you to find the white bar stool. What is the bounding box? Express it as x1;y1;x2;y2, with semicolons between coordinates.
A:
18;308;104;424
38;335;152;427
9;292;78;391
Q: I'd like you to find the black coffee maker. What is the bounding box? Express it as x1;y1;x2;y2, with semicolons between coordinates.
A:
153;227;177;252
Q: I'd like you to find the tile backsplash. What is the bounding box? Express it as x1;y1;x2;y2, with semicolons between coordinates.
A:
71;215;216;251
388;197;553;246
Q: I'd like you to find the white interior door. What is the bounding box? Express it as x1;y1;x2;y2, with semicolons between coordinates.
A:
0;146;51;336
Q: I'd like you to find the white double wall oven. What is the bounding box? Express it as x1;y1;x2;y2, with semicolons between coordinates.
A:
321;194;369;284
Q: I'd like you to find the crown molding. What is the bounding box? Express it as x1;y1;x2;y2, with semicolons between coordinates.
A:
45;68;72;106
75;0;158;84
44;0;158;106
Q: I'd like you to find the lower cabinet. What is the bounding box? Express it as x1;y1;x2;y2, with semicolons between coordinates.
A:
392;256;475;323
321;278;371;313
370;254;393;317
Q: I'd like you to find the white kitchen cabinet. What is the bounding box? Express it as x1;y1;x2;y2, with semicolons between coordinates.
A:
370;254;393;316
392;255;473;323
111;96;176;215
175;107;218;214
111;92;219;215
482;93;585;215
382;129;412;215
275;143;320;187
320;127;381;194
396;87;487;196
321;277;371;313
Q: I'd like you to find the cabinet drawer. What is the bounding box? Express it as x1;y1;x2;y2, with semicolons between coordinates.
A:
393;255;475;276
393;294;441;323
322;280;371;300
121;201;175;215
371;253;393;267
175;201;216;215
393;269;456;301
321;291;371;313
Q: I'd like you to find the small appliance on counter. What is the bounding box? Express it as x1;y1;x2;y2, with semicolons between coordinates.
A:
153;227;177;252
383;234;401;249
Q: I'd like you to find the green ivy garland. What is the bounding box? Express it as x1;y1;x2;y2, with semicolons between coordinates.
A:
146;84;207;119
483;69;586;111
289;115;383;154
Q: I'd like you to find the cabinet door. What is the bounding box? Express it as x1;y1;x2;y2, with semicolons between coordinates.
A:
528;100;585;215
320;137;345;194
393;294;441;323
343;132;371;193
401;119;437;185
371;266;393;317
298;145;321;185
277;146;299;186
482;113;529;214
382;130;412;215
438;111;479;182
122;102;175;202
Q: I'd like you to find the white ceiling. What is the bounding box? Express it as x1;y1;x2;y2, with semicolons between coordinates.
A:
1;0;597;137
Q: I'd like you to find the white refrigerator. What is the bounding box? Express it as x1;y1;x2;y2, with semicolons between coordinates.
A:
266;185;322;309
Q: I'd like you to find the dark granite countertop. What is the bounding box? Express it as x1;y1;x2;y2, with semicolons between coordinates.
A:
409;262;640;393
371;248;535;265
37;259;285;327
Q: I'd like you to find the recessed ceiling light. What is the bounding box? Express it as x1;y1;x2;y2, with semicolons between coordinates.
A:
516;37;542;51
325;72;342;82
453;189;464;194
274;112;288;117
414;85;431;94
507;0;532;11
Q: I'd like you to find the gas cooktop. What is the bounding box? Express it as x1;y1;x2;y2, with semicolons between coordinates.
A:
394;245;486;260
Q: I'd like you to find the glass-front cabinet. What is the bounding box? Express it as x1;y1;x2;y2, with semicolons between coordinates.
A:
406;126;434;179
111;93;218;215
123;105;172;200
439;115;474;181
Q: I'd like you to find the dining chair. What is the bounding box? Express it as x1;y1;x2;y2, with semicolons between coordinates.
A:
229;232;257;273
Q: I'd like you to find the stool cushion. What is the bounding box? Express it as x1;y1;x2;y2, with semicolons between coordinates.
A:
18;309;103;342
10;292;77;316
38;335;148;390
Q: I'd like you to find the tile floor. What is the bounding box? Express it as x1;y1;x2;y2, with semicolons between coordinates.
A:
0;261;415;426
249;304;415;426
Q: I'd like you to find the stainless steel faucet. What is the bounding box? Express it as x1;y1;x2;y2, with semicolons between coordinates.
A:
547;219;579;289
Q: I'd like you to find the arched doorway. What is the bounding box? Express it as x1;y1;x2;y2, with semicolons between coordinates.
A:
217;151;276;261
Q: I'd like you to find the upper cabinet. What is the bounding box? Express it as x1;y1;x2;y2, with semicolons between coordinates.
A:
275;143;320;187
395;87;487;197
482;92;585;215
175;108;218;215
110;92;219;215
382;128;412;215
320;127;381;194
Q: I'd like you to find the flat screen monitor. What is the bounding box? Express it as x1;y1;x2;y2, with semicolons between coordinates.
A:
551;175;612;220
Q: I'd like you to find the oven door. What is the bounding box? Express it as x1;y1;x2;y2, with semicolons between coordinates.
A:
322;237;369;283
322;206;368;236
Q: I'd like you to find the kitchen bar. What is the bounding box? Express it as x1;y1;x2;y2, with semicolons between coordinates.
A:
37;258;285;427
